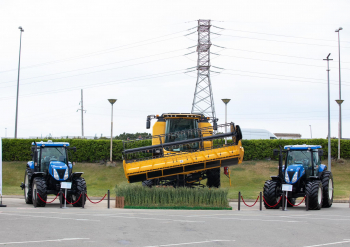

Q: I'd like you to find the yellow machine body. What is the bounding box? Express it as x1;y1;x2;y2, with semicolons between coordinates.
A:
123;113;244;183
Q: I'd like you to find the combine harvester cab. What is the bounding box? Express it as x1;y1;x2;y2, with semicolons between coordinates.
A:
123;113;244;187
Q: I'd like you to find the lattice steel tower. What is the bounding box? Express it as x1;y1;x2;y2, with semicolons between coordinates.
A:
191;19;216;120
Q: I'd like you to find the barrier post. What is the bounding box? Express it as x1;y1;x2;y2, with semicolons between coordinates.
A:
108;190;110;209
81;191;85;209
260;192;262;211
238;191;241;211
59;190;62;208
281;192;285;211
306;194;309;211
34;189;37;208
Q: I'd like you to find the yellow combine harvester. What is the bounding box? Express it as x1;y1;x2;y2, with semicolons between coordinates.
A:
122;113;244;187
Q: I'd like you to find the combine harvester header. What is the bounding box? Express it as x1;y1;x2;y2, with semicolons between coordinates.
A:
122;113;244;187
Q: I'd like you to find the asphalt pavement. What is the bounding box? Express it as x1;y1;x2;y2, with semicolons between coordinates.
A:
1;197;350;247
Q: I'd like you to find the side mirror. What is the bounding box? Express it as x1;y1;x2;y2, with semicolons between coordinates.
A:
318;149;323;156
146;117;151;129
273;149;279;156
33;150;38;163
213;119;217;131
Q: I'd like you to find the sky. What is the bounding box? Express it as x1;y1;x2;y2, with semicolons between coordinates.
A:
0;0;349;139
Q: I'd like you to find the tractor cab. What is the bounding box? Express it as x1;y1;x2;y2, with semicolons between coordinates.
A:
283;145;325;185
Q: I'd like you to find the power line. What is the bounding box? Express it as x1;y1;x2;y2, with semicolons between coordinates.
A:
0;29;191;74
0;48;188;85
0;68;187;101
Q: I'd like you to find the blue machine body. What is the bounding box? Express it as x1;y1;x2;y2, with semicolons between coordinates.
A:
282;145;327;185
29;141;73;181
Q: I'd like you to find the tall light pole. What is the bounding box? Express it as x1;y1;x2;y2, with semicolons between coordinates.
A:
221;99;231;144
108;99;117;163
77;89;86;138
5;128;7;138
309;125;312;139
323;53;333;171
14;26;24;139
335;27;344;160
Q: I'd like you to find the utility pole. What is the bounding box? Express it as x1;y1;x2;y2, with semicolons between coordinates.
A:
323;53;333;171
191;19;216;120
14;26;24;139
76;89;86;138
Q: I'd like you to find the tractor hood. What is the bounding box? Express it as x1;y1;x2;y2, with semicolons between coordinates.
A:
284;164;305;184
49;161;69;181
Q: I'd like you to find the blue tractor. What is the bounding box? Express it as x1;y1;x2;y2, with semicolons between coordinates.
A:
20;141;87;207
263;145;333;210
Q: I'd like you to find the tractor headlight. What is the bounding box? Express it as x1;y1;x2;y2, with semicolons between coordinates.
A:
285;172;290;183
64;168;69;180
53;169;59;180
292;171;299;183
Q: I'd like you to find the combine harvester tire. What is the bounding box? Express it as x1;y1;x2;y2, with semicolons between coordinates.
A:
206;168;220;188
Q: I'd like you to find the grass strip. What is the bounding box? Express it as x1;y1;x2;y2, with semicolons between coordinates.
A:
124;205;232;210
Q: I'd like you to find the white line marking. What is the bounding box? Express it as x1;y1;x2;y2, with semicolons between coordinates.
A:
304;240;350;247
0;213;100;222
0;238;90;245
144;240;235;247
110;215;204;223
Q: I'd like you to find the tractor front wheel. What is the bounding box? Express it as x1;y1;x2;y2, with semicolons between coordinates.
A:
321;171;333;208
24;168;33;204
263;180;281;209
206;168;220;188
306;180;323;210
287;197;296;207
71;177;87;207
32;177;47;207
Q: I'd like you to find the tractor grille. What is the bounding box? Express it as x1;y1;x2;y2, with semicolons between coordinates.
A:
288;171;295;181
56;169;66;179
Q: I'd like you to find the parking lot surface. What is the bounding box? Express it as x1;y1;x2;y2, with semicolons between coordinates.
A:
1;198;350;247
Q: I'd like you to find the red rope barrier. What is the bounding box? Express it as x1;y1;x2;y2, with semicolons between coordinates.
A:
241;195;260;207
37;193;59;203
286;196;306;207
263;195;282;208
62;192;82;205
85;194;107;204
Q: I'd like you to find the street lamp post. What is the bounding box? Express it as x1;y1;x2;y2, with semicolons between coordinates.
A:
323;53;333;171
309;125;312;139
221;99;231;144
108;99;117;163
14;26;24;139
335;27;344;160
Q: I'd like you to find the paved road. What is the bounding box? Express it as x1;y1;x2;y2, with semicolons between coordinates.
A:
1;198;350;247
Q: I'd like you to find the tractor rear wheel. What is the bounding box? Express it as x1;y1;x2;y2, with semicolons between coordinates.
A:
306;180;323;210
321;171;333;208
71;177;87;207
206;168;220;188
24;168;33;204
263;180;281;209
32;177;47;207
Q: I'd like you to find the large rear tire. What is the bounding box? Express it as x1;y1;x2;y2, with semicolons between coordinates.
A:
32;177;47;207
24;168;33;204
263;180;281;209
206;168;220;188
71;177;87;207
321;171;333;208
306;180;323;210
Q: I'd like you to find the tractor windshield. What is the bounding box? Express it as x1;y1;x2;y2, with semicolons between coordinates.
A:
164;118;199;152
286;150;319;176
39;147;67;172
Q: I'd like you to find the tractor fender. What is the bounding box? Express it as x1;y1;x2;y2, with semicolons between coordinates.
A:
71;172;84;179
27;161;34;170
30;172;45;185
318;164;327;173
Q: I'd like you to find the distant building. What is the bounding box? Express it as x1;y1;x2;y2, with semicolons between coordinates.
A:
241;128;277;140
274;133;302;139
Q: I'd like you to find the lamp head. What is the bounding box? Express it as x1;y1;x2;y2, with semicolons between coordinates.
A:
221;98;231;104
108;99;117;105
18;26;24;32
